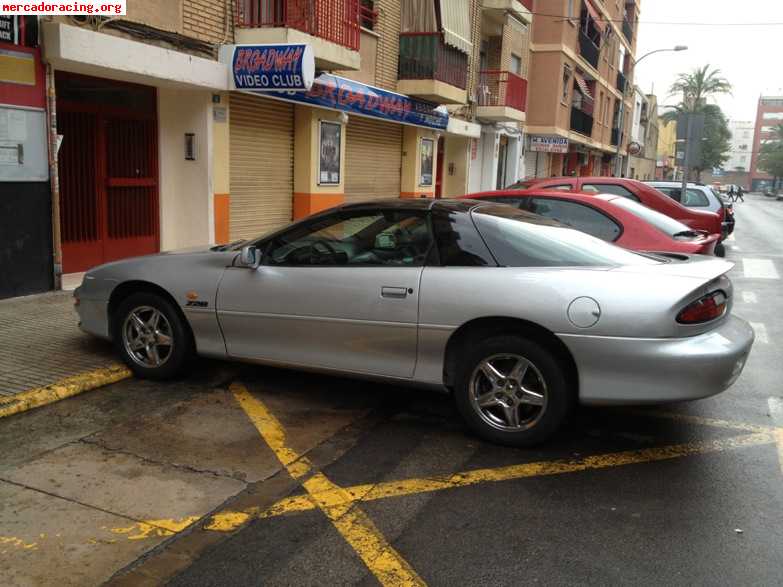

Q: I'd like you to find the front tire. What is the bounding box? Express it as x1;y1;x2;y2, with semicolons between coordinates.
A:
454;335;574;447
113;292;194;380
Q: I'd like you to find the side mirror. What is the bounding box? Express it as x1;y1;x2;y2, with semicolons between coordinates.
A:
239;245;259;268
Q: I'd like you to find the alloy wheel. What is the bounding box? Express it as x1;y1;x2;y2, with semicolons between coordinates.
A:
468;353;548;431
122;306;174;369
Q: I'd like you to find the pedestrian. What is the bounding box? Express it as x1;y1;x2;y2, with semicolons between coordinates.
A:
736;185;745;202
727;184;736;202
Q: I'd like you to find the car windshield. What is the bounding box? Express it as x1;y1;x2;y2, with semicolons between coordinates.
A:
471;205;658;267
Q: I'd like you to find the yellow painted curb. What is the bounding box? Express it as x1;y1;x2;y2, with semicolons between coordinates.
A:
0;364;132;418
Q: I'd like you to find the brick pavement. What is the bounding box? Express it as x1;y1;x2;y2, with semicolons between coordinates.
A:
0;291;116;395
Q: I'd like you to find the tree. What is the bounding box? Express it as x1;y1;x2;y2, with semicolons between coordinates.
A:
669;65;732;111
757;123;783;193
696;105;731;181
662;65;733;181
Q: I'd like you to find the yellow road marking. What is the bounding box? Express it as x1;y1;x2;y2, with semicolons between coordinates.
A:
0;364;132;419
232;382;426;586
0;535;38;551
110;517;201;541
204;430;776;527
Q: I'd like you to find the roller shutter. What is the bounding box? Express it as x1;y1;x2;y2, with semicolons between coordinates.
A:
229;94;294;240
345;117;402;203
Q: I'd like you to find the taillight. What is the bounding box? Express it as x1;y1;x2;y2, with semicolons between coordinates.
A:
677;291;727;324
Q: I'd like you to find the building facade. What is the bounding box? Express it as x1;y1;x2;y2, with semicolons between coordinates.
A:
749;96;783;191
628;89;657;180
655;118;677;180
725;120;754;174
0;0;537;299
524;0;639;179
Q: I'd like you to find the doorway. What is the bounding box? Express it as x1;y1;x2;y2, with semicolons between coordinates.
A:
496;135;508;189
56;73;159;273
435;136;445;197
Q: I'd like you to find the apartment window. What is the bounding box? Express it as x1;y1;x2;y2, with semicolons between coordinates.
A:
604;96;610;125
360;0;376;30
562;65;573;103
510;54;522;76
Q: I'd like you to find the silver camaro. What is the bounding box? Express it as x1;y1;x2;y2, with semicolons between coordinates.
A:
75;199;754;446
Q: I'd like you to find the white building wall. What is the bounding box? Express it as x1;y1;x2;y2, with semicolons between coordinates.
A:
158;88;214;250
726;120;755;172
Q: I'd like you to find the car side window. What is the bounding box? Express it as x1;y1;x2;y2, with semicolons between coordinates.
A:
431;208;496;266
476;196;526;208
264;210;433;267
682;188;710;207
528;198;621;242
542;184;573;191
583;183;641;202
657;187;683;202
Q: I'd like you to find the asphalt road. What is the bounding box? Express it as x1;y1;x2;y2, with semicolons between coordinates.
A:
2;194;782;587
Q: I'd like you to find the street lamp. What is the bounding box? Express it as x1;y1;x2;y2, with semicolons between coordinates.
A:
619;46;688;177
634;45;688;66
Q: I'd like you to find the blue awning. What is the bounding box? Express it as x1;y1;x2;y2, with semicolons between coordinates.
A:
242;73;449;131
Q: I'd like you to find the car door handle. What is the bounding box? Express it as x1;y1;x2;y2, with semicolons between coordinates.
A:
381;286;409;299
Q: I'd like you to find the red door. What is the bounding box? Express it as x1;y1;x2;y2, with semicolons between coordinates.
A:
57;73;159;274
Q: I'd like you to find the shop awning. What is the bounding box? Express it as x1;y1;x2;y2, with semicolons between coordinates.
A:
583;0;606;32
437;0;473;55
242;73;449;131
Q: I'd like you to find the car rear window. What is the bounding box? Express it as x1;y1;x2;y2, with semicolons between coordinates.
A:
608;197;692;237
471;205;657;267
582;183;641;202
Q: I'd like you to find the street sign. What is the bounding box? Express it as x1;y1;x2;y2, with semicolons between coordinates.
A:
226;44;315;92
529;136;569;153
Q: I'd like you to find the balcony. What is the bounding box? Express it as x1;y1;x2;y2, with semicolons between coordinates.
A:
610;127;621;146
578;31;600;70
622;18;633;41
235;0;361;70
397;33;469;104
476;70;528;122
616;71;627;94
481;0;533;24
570;107;594;136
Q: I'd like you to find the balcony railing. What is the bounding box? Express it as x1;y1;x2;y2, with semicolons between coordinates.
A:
570;107;594;136
616;71;627;94
610;127;621;146
477;70;528;111
398;33;468;90
235;0;361;51
578;31;600;70
622;18;633;41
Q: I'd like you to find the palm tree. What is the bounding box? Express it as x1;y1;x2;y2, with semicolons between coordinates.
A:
669;65;732;112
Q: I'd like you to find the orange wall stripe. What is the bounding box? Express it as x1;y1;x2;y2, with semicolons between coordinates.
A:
214;193;230;245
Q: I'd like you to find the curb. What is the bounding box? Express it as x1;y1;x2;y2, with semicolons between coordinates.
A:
0;364;132;418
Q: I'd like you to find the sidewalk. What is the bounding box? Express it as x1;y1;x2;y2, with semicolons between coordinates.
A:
0;291;123;400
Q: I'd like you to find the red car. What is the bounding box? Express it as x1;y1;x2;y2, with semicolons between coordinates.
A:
510;177;724;239
467;190;720;256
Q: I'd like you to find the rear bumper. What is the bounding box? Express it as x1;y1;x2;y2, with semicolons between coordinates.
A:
559;315;754;405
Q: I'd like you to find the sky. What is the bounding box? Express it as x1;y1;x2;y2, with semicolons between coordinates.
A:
633;0;783;122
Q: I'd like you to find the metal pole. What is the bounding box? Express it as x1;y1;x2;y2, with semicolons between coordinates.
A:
680;91;692;198
45;62;62;291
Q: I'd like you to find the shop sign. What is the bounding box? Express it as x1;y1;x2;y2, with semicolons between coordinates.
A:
230;44;315;92
529;136;569;153
265;74;449;131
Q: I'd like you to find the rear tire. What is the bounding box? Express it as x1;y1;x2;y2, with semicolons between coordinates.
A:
113;292;194;380
715;243;726;257
454;334;574;447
